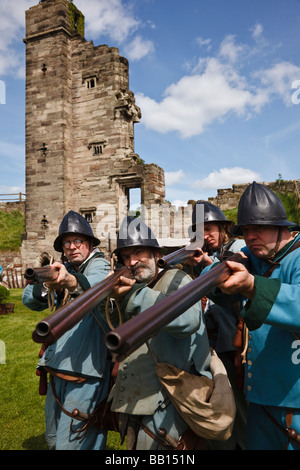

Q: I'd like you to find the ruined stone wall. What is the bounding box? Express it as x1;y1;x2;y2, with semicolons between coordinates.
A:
208;179;300;211
22;0;74;264
21;0;165;266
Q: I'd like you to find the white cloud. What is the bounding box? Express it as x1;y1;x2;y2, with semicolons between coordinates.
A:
251;23;263;40
219;34;245;64
196;37;212;51
136;57;254;138
136;27;300;138
165;186;203;206
253;61;300;106
192;167;261;190
165;170;186;186
0;0;35;76
76;0;154;62
124;35;155;61
171;199;189;209
75;0;139;43
0;185;25;194
0;0;148;77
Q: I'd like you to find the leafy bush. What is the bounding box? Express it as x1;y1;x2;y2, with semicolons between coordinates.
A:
0;285;10;304
222;207;238;225
277;192;300;225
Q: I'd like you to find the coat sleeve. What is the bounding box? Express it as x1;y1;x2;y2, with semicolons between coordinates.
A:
22;283;49;311
22;255;111;311
242;254;300;335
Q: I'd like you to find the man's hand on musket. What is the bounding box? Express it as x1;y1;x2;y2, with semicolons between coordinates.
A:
217;254;255;300
110;275;136;299
185;248;213;267
44;262;78;293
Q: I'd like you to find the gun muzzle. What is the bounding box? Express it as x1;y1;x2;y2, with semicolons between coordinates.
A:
24;266;60;283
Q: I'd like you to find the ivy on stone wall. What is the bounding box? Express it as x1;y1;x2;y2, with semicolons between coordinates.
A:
68;1;85;37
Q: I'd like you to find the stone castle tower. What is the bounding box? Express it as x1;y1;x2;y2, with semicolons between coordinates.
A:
21;0;165;265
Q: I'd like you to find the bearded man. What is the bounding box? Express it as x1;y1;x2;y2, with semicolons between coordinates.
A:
106;216;212;450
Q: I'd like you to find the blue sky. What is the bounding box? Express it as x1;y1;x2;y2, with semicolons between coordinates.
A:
1;0;300;208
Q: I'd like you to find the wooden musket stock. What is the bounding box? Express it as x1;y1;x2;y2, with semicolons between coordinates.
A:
24;266;60;283
157;238;204;269
105;253;246;361
32;266;129;345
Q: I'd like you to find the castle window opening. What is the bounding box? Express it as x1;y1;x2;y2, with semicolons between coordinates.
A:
86;77;96;89
129;187;141;217
93;145;102;155
80;207;96;223
88;141;105;154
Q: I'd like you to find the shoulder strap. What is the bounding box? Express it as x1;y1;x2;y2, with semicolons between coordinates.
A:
264;240;300;278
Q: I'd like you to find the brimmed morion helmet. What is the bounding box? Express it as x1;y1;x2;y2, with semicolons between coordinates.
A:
53;210;100;252
231;182;297;236
114;216;161;261
189;200;233;237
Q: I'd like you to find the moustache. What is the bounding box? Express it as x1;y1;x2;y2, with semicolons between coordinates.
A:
131;263;147;275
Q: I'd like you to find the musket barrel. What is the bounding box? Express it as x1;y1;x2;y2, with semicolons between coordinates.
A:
24;266;60;283
105;253;245;361
157;238;203;269
157;246;190;268
32;266;129;344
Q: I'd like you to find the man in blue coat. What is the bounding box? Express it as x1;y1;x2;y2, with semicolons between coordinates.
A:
209;182;300;450
23;211;111;450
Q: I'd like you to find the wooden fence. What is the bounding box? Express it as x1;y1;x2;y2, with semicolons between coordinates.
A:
1;268;27;289
0;193;25;203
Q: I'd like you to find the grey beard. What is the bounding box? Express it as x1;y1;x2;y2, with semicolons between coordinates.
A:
132;263;156;283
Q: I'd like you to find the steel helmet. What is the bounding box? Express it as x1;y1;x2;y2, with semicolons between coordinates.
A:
114;216;161;255
189;200;233;237
192;201;233;225
231;182;297;236
53;210;100;252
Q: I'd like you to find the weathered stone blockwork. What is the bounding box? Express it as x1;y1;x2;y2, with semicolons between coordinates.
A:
209;180;300;211
21;0;165;264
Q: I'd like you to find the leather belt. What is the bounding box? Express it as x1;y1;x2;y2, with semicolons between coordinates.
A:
262;406;300;448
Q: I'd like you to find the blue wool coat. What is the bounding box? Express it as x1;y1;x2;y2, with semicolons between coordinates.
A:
22;251;111;379
208;233;300;408
23;251;112;450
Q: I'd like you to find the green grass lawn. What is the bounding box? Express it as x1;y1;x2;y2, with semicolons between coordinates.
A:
0;211;25;251
0;289;125;450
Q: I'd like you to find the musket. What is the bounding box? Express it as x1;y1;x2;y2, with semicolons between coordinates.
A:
24;266;60;283
105;252;247;361
157;237;204;269
32;266;130;345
